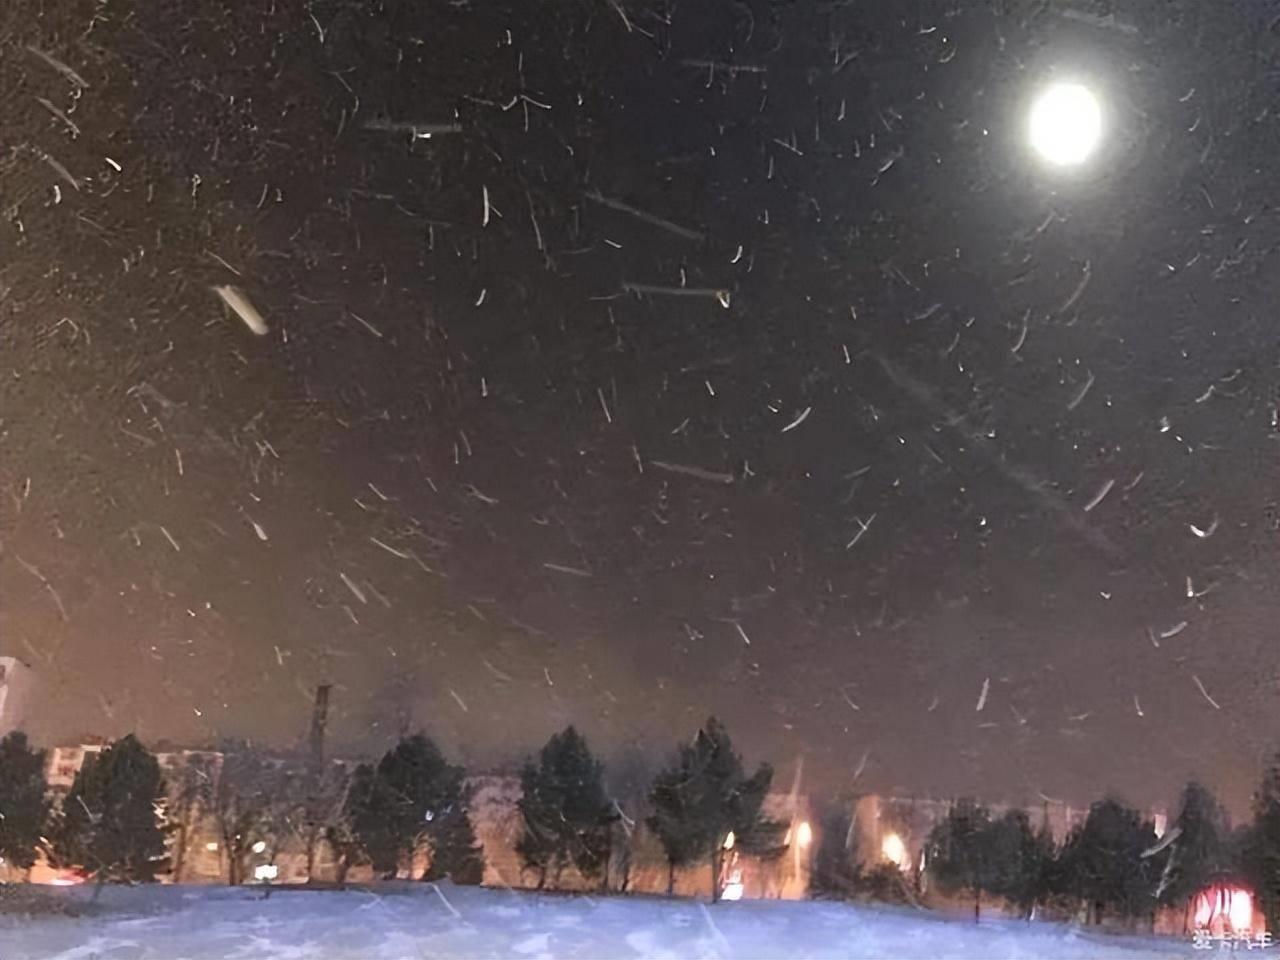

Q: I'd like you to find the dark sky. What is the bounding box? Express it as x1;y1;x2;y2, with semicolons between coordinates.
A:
3;0;1280;817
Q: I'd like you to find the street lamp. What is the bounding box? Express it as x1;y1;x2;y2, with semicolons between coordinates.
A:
1029;82;1102;167
881;832;907;870
795;821;813;847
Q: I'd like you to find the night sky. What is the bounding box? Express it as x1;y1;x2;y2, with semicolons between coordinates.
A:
4;0;1280;817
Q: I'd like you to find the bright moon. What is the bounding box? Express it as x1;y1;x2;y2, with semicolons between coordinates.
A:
1029;83;1102;166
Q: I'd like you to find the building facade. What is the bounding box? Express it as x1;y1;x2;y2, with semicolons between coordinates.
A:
0;657;35;737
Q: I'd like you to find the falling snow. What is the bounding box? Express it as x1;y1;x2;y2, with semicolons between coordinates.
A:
0;0;1275;868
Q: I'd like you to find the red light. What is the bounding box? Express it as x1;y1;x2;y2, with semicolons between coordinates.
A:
1194;884;1254;935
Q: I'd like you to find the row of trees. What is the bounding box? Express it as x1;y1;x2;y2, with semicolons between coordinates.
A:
0;733;172;885
13;719;1280;925
0;715;780;900
918;772;1280;929
514;718;784;898
0;729;487;887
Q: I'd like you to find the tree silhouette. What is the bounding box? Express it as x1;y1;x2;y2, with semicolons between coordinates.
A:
516;726;615;889
52;734;169;885
424;781;485;885
1243;755;1280;933
927;798;994;921
1058;797;1159;925
347;734;468;879
1158;781;1229;917
0;732;50;876
647;717;779;902
985;809;1055;919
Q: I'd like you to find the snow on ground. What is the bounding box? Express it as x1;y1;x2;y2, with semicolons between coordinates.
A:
0;883;1201;960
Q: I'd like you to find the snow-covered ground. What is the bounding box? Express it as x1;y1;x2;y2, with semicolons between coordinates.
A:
0;883;1201;960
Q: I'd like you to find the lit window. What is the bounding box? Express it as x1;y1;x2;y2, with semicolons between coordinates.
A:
205;841;219;852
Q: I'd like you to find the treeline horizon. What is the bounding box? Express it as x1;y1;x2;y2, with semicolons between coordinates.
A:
0;716;781;903
3;719;1280;933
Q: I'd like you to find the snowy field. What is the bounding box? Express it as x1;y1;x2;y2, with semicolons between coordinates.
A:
0;883;1201;960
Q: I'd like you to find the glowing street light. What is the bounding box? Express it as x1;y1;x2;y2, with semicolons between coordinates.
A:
1029;82;1102;167
881;832;907;869
795;821;813;848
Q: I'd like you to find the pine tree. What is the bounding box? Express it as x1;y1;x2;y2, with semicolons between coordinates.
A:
646;717;778;902
0;731;50;875
1058;796;1159;925
1243;754;1280;933
424;783;485;885
345;761;398;877
926;798;994;921
1159;781;1228;910
984;808;1055;919
646;763;705;896
347;734;467;879
52;734;168;884
516;726;615;888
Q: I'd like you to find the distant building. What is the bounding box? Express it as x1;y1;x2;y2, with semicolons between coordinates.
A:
0;657;35;736
44;737;109;791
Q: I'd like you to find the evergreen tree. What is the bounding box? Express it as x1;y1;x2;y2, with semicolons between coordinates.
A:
1243;754;1280;933
0;731;50;874
52;734;169;883
1158;781;1228;909
646;717;778;902
926;798;994;921
347;734;467;879
1058;796;1159;925
985;809;1055;919
516;726;615;889
345;761;398;876
646;763;705;896
424;783;485;885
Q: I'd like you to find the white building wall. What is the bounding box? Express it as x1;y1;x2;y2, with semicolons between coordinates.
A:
0;657;35;736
